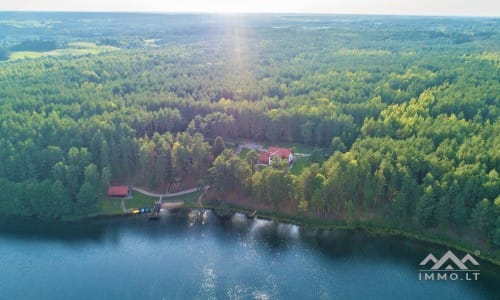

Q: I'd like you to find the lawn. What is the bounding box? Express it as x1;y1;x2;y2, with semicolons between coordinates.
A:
94;188;203;216
97;197;123;215
125;193;158;209
291;156;313;175
125;190;203;209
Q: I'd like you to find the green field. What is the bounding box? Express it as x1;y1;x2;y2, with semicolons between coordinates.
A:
9;42;119;61
97;198;123;215
9;51;46;60
125;193;158;209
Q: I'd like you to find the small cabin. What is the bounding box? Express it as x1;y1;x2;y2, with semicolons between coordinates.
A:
107;186;131;198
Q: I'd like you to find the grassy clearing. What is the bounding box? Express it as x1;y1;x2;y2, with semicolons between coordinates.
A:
9;42;119;61
97;197;123;215
9;51;46;60
291;156;313;175
126;193;158;209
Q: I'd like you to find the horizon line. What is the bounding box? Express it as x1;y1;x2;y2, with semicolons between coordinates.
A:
0;10;498;18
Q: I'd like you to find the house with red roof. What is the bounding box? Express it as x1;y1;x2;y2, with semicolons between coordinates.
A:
258;147;293;165
107;185;131;198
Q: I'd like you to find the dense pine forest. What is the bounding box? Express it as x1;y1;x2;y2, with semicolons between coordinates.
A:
0;13;498;253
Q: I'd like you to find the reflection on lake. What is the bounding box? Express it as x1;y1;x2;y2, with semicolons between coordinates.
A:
0;210;498;299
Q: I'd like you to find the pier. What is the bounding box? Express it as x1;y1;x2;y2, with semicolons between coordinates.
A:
148;201;161;220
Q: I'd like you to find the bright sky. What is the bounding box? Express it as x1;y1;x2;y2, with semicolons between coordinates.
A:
1;0;499;16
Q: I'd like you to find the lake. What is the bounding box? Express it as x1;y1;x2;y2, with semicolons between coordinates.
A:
0;210;498;299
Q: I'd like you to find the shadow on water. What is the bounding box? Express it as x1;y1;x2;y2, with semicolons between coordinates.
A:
301;228;500;299
1;210;499;298
307;228;500;272
302;228;427;263
0;216;110;244
215;214;500;299
0;211;201;245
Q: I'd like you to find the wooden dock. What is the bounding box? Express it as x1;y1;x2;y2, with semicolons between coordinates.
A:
148;202;161;220
247;210;257;219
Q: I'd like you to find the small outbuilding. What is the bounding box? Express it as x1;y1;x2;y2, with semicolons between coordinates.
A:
107;186;131;198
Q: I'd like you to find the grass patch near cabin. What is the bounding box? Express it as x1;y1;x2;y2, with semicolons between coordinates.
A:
291;156;313;175
95;188;203;216
97;197;123;215
126;193;158;209
126;190;203;209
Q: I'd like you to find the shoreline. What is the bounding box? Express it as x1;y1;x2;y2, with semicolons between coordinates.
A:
184;202;500;267
100;186;500;267
81;203;500;267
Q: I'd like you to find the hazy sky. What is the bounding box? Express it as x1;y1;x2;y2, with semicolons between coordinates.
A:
1;0;499;16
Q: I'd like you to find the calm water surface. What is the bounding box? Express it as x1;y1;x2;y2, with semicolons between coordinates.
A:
0;210;498;299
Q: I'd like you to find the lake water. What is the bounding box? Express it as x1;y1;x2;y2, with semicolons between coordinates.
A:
0;210;498;299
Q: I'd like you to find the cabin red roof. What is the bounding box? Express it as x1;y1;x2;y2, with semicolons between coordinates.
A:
258;147;292;165
259;152;270;164
108;186;130;197
268;147;292;160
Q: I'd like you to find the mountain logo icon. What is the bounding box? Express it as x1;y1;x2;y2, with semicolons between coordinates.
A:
419;250;479;270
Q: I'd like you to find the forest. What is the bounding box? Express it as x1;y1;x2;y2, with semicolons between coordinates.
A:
0;13;498;252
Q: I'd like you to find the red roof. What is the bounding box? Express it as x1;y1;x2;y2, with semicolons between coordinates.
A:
108;186;129;197
268;147;292;160
259;152;270;164
258;147;292;165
